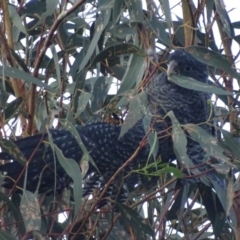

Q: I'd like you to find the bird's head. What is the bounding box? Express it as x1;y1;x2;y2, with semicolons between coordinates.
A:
167;50;208;83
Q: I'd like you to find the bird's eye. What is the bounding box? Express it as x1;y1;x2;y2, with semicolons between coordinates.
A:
185;66;191;72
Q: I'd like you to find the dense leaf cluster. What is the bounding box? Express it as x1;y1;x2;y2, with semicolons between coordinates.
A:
0;0;240;239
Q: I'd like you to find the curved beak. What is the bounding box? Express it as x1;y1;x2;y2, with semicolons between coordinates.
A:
167;60;178;78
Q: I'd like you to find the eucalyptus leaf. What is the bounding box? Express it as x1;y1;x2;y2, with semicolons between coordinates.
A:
120;91;147;138
20;190;41;232
169;75;233;95
0;66;54;93
117;203;154;239
8;5;27;35
168;111;192;170
54;146;82;217
78;10;111;72
186;46;240;81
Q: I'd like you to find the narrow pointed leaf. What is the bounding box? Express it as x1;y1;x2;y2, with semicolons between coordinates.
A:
0;66;54;92
186;46;240;81
169;75;233;95
20;190;41;232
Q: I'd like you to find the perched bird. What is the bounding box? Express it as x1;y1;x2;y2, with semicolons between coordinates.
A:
0;50;223;203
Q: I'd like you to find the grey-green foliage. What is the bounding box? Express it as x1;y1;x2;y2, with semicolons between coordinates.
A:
0;0;239;239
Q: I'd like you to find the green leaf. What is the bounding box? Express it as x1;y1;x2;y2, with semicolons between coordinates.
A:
0;191;25;234
159;0;172;24
47;129;82;217
31;0;59;29
118;53;145;94
8;5;27;35
0;139;27;165
98;0;114;10
232;21;240;29
178;186;189;223
184;124;236;167
172;21;185;47
113;0;123;25
163;166;183;178
186;46;240;82
53;145;82;217
19;0;46;15
78;10;111;72
0;230;16;240
50;45;61;84
70;49;88;116
75;91;92;118
3;97;23;123
61;120;100;174
0;66;54;93
214;0;233;37
221;130;240;160
211;179;229;221
234;35;240;44
199;185;226;237
168;111;192;170
130;0;143;23
205;0;214;24
91;43;144;67
10;49;29;73
120;91;147;138
147;126;158;161
147;16;170;46
142;114;159;161
167;186;190;221
117;203;155;239
20;190;41;232
91;76;107;114
109;23;138;38
169;74;233;95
